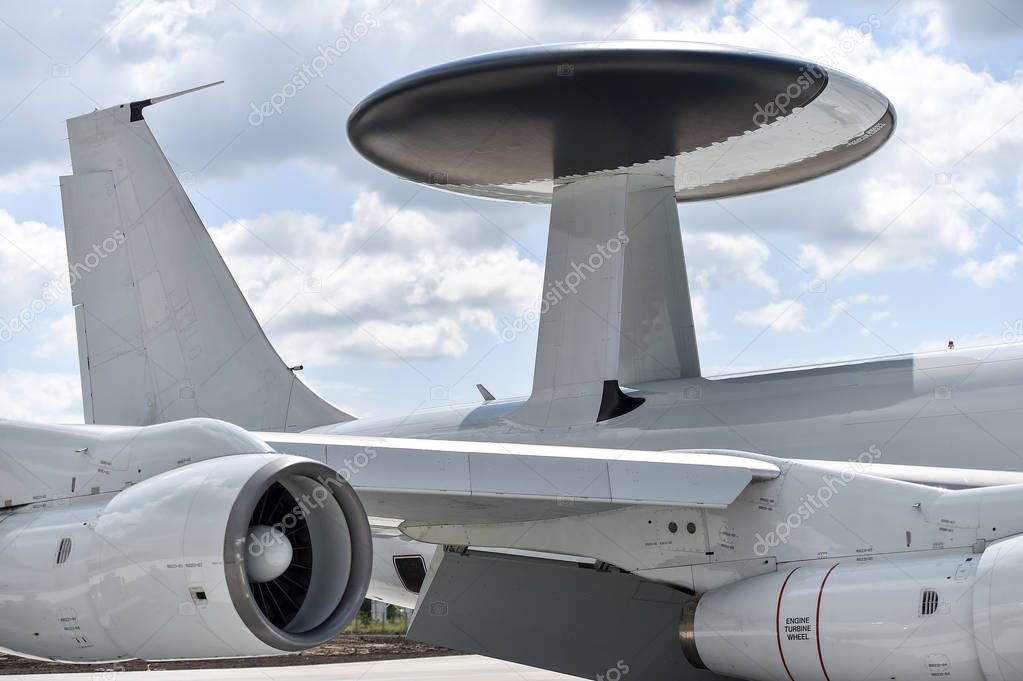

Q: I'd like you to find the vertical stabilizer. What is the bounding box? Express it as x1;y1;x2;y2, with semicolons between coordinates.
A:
60;90;353;432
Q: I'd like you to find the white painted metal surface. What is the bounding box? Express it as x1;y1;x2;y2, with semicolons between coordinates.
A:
671;70;890;195
0;436;372;663
8;416;1023;670
402;457;1023;592
364;531;433;609
797;459;1023;488
61;98;349;432
619;174;700;383
972;535;1023;681
512;171;701;426
0;418;272;507
262;433;780;520
692;552;997;681
0;457;287;662
513;173;630;426
87;455;303;661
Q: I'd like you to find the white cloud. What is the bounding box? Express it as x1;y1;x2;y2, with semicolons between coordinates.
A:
861;50;1023;168
32;312;77;359
690;293;724;342
954;249;1021;287
691;294;709;330
282;319;470;364
902;0;1023;47
0;162;66;194
735;299;808;332
818;293;891;328
687;232;779;294
210;192;543;364
0;371;82;423
450;0;721;41
105;0;217;55
0;210;68;312
849;293;889;305
797;178;1002;279
453;1;547;39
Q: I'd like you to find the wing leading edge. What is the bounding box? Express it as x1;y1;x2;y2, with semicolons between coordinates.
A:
260;432;779;525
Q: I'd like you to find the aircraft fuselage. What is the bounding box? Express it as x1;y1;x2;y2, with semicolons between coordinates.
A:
315;343;1023;472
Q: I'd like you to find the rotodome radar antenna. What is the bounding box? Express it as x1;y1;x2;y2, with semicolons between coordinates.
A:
347;42;895;427
346;42;894;202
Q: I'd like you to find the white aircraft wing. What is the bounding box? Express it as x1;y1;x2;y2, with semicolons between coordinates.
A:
259;432;779;524
263;430;1023;681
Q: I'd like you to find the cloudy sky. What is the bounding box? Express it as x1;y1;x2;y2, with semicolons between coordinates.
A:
0;0;1020;423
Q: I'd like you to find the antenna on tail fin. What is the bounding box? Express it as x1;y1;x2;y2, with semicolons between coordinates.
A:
129;80;224;121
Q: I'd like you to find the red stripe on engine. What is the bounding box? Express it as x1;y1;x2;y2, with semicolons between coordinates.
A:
816;564;840;681
776;567;800;681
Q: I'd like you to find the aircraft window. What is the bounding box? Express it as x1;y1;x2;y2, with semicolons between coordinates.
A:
393;555;427;593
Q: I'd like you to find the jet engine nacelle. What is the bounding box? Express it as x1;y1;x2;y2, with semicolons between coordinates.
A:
680;539;1023;681
0;454;371;662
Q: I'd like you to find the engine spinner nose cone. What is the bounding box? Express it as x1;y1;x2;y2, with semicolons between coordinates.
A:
246;524;293;583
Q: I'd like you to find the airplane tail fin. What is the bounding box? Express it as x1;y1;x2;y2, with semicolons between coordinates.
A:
59;84;353;432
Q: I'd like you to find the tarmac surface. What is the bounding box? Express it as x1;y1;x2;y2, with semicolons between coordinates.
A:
0;635;451;675
0;655;577;680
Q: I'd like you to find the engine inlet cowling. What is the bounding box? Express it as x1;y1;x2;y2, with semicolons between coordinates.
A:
222;457;372;652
